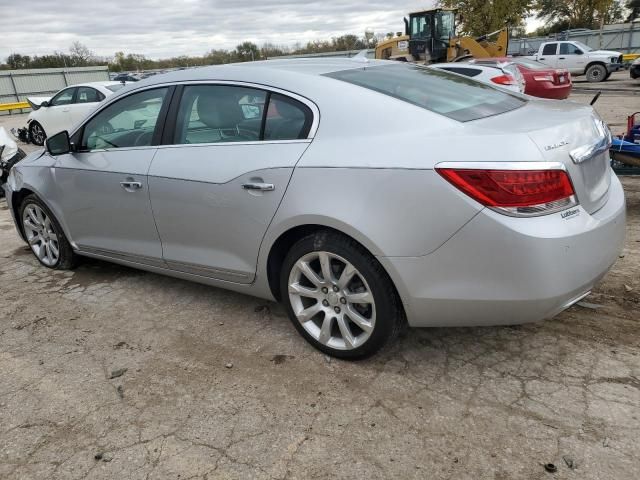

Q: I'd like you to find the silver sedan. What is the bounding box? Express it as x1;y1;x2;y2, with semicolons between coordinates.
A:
3;59;626;358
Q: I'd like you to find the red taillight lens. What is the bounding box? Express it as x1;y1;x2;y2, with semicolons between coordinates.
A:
436;168;577;216
491;74;516;86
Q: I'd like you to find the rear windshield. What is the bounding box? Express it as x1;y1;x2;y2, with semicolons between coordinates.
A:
106;84;126;93
325;63;525;122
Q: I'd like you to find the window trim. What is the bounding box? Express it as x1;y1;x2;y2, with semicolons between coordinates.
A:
160;80;319;146
541;43;558;56
68;81;319;152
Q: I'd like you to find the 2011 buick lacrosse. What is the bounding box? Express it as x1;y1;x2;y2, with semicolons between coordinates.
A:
3;58;626;358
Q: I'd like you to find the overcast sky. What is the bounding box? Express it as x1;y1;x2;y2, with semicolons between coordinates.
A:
1;0;542;61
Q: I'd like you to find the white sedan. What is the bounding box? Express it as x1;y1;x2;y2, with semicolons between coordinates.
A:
430;62;526;94
26;82;126;146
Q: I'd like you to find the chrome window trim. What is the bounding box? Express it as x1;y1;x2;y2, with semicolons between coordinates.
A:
70;80;320;141
435;161;567;171
156;138;312;150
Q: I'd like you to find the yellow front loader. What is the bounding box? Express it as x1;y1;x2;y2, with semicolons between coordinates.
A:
375;9;508;63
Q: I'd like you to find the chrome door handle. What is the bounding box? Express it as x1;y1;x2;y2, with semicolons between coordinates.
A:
242;182;275;191
120;181;142;190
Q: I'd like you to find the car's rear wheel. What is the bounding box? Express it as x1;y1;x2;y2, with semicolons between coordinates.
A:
280;230;404;359
29;121;46;146
20;194;77;270
586;64;607;83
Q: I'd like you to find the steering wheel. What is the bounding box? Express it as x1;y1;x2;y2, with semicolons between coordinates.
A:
133;131;153;147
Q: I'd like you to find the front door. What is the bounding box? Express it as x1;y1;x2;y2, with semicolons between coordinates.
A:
41;87;76;136
53;87;171;266
148;84;315;283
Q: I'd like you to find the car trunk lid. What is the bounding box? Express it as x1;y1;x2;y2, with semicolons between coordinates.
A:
471;100;611;214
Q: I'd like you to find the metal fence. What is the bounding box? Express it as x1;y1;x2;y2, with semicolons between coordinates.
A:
509;22;640;56
0;66;110;115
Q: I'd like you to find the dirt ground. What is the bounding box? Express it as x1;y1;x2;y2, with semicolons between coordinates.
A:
0;71;639;479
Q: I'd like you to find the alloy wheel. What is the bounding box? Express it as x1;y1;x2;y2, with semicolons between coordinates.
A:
22;204;60;267
31;123;45;145
288;251;376;350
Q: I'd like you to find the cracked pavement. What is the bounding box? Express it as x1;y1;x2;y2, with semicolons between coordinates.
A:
1;95;639;478
0;179;638;479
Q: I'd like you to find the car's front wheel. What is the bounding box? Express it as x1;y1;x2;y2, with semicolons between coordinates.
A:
586;64;607;82
29;121;46;146
280;231;404;359
20;194;77;269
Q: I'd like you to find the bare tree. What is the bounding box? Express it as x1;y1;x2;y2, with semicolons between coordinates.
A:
69;41;94;66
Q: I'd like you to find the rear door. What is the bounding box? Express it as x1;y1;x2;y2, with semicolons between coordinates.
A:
53;86;172;265
558;43;587;74
537;43;559;68
148;84;316;283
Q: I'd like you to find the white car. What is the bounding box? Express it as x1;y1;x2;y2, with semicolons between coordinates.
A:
26;82;127;146
430;62;526;94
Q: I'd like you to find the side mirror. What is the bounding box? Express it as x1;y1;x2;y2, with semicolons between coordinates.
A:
40;101;49;108
46;130;71;156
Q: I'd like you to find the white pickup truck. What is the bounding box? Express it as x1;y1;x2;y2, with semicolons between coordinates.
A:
527;40;623;82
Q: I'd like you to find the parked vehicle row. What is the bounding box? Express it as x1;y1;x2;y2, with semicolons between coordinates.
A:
2;58;625;358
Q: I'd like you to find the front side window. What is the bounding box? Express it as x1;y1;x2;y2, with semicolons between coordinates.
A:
81;87;168;151
325;64;525;122
76;87;103;104
542;43;558;56
50;88;76;106
560;43;582;55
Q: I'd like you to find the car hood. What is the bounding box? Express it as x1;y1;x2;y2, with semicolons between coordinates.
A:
27;96;52;110
589;50;622;57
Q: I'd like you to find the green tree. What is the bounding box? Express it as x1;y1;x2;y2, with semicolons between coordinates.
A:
235;41;260;62
439;0;532;36
535;0;625;30
6;53;31;69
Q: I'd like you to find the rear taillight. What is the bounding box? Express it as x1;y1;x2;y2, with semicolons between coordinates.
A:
436;167;578;217
491;74;517;86
533;74;554;82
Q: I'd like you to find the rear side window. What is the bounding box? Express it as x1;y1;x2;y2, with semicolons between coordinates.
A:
76;87;103;103
173;85;313;145
325;64;525;122
264;93;313;141
542;43;557;55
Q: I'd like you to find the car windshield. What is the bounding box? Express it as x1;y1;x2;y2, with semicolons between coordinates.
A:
325;63;525;122
572;41;593;52
105;84;126;93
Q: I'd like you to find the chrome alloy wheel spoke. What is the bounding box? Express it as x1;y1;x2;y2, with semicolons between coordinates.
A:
288;251;376;351
22;205;59;267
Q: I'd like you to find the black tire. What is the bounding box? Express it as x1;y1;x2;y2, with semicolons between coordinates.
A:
586;63;607;83
29;121;46;146
19;194;78;270
280;230;405;359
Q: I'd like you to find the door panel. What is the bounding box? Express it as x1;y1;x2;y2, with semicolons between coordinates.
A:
53;149;163;263
148;143;310;282
41;106;72;137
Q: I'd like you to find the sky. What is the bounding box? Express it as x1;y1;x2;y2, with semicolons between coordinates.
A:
0;0;543;61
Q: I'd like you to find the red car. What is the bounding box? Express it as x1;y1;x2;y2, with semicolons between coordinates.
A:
471;57;572;99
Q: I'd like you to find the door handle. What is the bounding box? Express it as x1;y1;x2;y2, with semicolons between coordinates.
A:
539;58;545;60
63;108;70;112
559;57;566;60
242;182;275;191
120;181;142;190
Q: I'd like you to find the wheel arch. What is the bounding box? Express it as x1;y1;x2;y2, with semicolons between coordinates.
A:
584;61;607;75
11;188;37;241
265;223;406;321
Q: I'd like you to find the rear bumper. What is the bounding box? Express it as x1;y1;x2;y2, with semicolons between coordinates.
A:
527;83;572;100
379;170;626;327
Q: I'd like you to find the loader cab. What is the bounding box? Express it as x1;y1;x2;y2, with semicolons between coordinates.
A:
406;9;456;63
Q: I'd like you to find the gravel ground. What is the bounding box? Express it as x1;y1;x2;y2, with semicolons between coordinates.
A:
0;71;639;479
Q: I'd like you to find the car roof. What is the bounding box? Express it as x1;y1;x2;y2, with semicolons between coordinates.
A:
69;81;125;89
